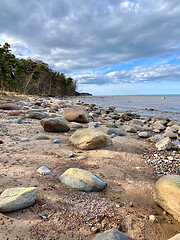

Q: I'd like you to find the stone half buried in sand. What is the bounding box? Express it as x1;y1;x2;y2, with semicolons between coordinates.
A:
93;228;129;240
154;175;180;223
0;187;38;212
59;168;107;192
62;106;89;123
69;129;112;150
40;117;70;132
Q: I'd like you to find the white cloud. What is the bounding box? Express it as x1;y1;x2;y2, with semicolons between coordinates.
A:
71;64;180;85
0;0;180;75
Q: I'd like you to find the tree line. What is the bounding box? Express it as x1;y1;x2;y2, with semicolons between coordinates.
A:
0;43;77;96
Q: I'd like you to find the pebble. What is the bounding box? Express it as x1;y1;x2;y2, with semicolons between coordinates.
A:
53;138;61;144
76;156;86;160
149;215;158;223
37;166;51;175
36;134;49;140
21;137;29;142
17;119;23;124
64;152;75;158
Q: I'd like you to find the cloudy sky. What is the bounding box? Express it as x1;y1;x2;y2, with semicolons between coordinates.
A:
1;0;180;95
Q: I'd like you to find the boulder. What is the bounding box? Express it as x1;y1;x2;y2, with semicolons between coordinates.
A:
124;125;137;133
129;119;143;126
70;129;112;150
59;168;107;192
107;128;125;136
70;122;83;129
0;103;19;110
93;228;129;240
138;131;149;138
155;137;172;150
168;234;180;240
7;110;23;116
129;124;144;132
149;134;164;143
0;187;38;212
154;175;180;223
41;117;70;132
153;122;166;131
28;111;47;120
63;107;89;123
163;131;177;139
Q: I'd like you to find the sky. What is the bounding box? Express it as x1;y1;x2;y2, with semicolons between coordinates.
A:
1;0;180;95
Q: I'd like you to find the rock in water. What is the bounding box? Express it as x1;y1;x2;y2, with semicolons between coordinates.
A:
59;168;107;192
70;129;112;150
0;187;38;212
154;175;180;223
41;117;70;132
93;228;129;240
63;107;89;123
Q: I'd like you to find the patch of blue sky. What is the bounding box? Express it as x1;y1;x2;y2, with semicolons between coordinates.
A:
25;48;31;53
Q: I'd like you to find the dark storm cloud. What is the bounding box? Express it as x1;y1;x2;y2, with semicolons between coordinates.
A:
1;0;180;82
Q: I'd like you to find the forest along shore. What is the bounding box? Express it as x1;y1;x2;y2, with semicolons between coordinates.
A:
0;94;180;240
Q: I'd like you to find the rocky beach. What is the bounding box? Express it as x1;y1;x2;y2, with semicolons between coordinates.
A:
0;93;180;240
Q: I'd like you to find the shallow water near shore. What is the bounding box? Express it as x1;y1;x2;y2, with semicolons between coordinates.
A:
74;94;180;120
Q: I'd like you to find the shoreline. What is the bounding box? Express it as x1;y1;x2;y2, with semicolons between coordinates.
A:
0;95;180;240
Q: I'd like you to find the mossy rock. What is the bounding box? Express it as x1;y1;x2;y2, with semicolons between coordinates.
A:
0;187;38;212
69;129;112;150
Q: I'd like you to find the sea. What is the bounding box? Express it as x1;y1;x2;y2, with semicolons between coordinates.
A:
73;95;180;120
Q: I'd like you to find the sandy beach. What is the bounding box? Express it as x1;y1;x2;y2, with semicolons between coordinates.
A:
0;94;180;240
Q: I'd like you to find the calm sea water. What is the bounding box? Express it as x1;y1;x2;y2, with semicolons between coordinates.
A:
74;95;180;120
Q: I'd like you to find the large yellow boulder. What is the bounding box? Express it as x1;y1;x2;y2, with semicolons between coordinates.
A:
69;129;112;150
154;175;180;222
0;187;38;212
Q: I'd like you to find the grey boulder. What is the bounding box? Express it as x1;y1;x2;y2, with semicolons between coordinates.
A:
107;128;125;136
59;168;107;192
93;228;129;240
